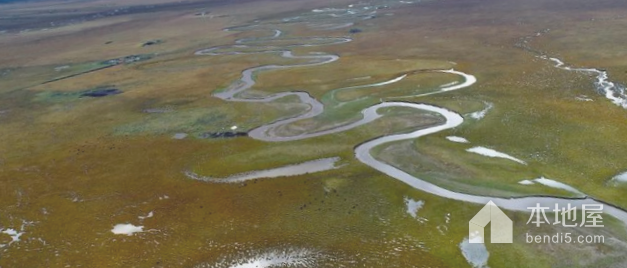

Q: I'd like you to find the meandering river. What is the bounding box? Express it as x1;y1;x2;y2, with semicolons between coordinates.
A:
194;2;627;226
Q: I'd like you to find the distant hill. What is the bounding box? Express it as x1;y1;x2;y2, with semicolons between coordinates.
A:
0;0;52;3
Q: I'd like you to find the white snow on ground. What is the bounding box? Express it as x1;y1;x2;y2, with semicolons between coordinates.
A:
312;8;347;13
1;228;24;244
228;253;306;268
173;133;188;139
575;95;594;102
446;136;470;143
518;180;534;185
459;237;490;268
469;102;494;120
111;224;144;236
610;171;627;184
0;221;33;246
138;211;154;220
533;177;584;196
466;146;527;165
207;249;318;268
185;157;341;183
404;197;425;218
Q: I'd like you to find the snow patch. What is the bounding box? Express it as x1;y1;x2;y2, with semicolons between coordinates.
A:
173;133;188;139
610;171;627;184
186;157;341;183
111;224;144;236
518;180;534;185
404;197;424;218
1;228;24;244
138;211;154;220
460;237;490;268
446;136;470;143
533;177;584;196
214;249;318;268
466;146;527;165
469;102;494;120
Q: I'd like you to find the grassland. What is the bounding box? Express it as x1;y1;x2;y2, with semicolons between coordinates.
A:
1;0;627;267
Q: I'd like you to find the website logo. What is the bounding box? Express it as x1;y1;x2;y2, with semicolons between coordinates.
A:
469;201;513;244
